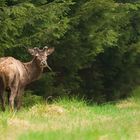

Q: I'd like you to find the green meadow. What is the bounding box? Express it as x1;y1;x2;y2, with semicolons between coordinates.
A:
0;88;140;140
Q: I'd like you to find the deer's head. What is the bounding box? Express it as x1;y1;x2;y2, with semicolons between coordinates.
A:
28;46;54;68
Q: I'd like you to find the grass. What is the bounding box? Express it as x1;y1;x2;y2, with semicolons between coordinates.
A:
0;89;140;140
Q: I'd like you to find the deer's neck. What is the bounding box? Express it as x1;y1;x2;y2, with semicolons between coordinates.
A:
23;57;43;83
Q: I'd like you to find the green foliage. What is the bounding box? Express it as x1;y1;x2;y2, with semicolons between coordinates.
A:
0;0;73;55
23;90;44;107
1;0;140;102
55;0;140;102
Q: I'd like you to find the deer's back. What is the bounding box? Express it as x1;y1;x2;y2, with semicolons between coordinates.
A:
0;57;26;87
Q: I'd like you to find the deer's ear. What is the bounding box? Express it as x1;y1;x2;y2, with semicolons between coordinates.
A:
28;48;38;56
46;47;55;56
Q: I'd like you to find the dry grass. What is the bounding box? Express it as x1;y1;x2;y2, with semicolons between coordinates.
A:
116;98;139;109
29;104;66;117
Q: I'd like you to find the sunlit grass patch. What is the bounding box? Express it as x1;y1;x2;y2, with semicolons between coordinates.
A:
54;96;87;108
29;104;66;117
0;93;140;140
116;98;140;109
18;129;109;140
8;117;30;128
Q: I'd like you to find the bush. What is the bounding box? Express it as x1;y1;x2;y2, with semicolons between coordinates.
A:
23;91;44;108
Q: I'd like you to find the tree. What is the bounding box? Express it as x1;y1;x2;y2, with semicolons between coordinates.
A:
1;0;140;103
54;0;140;102
0;0;73;56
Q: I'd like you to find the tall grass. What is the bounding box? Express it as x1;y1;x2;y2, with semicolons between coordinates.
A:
0;88;140;140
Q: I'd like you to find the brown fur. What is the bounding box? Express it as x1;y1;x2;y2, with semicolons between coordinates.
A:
0;47;54;111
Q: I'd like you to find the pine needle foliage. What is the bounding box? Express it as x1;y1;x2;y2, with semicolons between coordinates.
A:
1;0;140;102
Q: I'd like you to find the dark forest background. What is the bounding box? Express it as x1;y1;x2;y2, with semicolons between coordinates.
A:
1;0;140;103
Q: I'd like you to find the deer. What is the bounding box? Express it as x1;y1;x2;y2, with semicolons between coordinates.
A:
0;46;54;111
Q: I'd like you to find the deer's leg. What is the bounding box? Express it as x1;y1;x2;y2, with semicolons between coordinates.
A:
9;87;18;111
7;91;10;105
8;73;20;111
0;78;5;111
0;91;5;112
16;88;24;110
